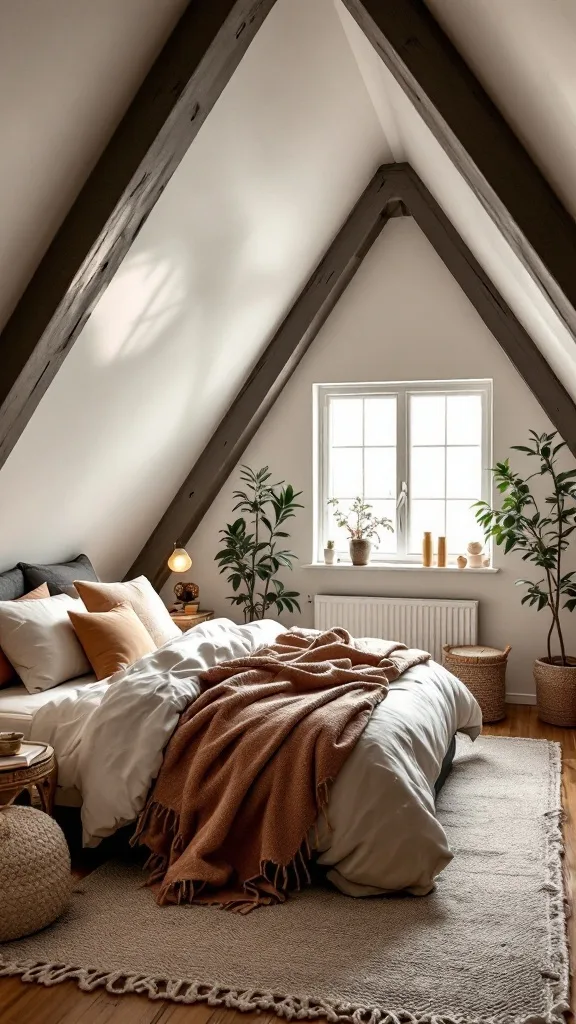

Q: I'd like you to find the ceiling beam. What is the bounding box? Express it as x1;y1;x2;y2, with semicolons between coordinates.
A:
398;165;576;455
128;163;576;590
127;167;400;589
341;0;576;343
0;0;276;471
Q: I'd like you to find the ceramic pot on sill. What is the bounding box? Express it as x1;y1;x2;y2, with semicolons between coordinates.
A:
349;538;371;566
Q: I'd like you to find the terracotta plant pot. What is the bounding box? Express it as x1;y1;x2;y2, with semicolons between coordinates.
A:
349;538;371;565
534;657;576;727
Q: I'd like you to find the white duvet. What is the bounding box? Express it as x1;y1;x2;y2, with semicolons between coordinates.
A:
31;617;481;896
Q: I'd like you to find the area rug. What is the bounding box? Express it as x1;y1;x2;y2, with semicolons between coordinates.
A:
0;736;569;1022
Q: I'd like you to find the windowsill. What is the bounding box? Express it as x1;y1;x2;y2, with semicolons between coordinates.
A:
302;562;499;573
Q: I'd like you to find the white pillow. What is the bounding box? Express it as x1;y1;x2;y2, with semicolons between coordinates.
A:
0;593;91;692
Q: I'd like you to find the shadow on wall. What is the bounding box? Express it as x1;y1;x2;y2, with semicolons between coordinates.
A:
0;188;285;579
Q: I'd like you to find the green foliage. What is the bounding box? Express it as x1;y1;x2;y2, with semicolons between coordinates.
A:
327;496;394;544
474;430;576;664
215;466;302;622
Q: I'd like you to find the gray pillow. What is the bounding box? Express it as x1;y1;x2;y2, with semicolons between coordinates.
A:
0;565;26;601
19;554;99;596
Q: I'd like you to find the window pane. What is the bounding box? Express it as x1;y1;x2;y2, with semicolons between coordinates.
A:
409;500;445;553
364;397;396;446
411;446;445;498
331;448;363;496
364;447;396;498
447;394;482;446
446;446;482;499
410;394;445;445
446;500;481;554
331;399;363;446
326;499;353;552
365;499;397;554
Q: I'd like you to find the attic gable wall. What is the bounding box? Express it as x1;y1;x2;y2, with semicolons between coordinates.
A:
177;216;573;700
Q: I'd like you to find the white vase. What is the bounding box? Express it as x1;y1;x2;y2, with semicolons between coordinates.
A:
324;548;335;565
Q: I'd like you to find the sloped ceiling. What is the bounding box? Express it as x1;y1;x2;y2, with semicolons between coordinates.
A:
0;0;188;331
0;0;387;578
424;0;576;221
334;0;576;404
1;0;575;580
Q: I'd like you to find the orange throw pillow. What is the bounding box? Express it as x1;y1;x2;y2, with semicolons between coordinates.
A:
0;583;50;687
68;601;157;682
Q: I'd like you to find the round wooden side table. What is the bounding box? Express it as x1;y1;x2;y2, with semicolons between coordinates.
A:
0;744;58;816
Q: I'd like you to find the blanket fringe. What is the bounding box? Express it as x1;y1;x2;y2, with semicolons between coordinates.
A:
134;778;335;911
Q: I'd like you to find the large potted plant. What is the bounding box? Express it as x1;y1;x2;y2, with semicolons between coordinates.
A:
215;466;302;622
475;430;576;726
328;496;393;566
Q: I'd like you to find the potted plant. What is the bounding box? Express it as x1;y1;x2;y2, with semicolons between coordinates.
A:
215;466;302;622
324;539;335;565
475;430;576;726
328;496;393;566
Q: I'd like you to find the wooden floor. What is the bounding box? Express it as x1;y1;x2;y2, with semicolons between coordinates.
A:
1;704;574;1024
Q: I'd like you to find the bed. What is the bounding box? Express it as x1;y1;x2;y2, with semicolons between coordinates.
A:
5;616;482;897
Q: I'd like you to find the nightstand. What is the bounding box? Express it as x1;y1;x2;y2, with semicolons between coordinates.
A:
0;743;58;816
170;610;214;631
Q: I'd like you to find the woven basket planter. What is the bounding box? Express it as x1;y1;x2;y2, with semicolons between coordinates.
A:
534;658;576;727
443;644;511;723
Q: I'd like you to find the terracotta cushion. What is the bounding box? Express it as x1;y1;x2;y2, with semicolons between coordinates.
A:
68;601;157;682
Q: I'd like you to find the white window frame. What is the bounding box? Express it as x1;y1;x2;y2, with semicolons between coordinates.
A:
314;379;493;564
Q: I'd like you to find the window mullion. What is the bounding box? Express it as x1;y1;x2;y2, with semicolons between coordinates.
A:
397;388;408;559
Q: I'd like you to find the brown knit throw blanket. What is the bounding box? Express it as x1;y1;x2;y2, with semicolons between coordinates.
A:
133;627;430;912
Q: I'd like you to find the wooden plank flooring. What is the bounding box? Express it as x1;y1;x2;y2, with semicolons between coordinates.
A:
0;704;573;1023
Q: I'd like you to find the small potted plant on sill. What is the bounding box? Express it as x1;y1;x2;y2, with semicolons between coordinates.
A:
474;430;576;726
324;539;335;565
328;496;393;566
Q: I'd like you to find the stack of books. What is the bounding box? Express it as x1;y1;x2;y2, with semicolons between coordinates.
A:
0;742;46;771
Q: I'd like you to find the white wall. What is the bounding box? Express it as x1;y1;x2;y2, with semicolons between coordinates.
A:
0;0;187;330
334;1;576;406
0;0;387;579
176;218;575;700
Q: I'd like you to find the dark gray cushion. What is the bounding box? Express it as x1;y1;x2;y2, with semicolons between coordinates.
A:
19;554;99;596
0;565;26;601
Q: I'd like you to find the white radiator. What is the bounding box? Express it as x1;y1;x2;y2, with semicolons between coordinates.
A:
314;595;478;664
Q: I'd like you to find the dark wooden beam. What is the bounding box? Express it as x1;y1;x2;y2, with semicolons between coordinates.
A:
128;163;576;589
127;167;400;589
0;0;277;470
398;165;576;455
341;0;576;343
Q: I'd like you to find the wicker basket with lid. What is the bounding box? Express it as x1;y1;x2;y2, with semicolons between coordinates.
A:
443;644;511;723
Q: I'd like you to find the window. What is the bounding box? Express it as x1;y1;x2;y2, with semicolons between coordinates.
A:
315;380;492;563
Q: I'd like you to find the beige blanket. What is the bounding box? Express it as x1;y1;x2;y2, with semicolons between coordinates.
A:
133;627;430;911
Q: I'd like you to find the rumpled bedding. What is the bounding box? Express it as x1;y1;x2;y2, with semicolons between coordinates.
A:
31;617;481;896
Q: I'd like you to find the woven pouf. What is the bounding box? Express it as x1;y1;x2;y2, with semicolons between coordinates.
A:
0;805;71;941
